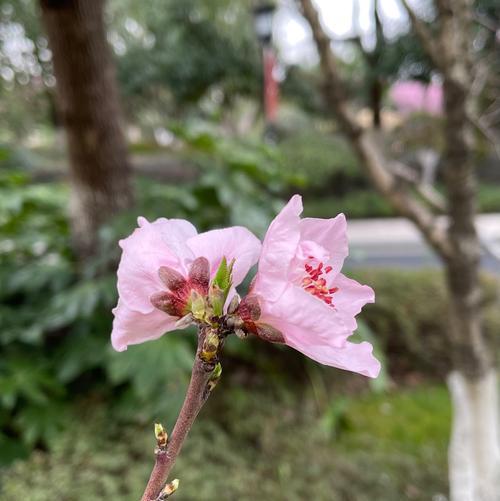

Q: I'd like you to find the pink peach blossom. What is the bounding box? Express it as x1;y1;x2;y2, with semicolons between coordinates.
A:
246;195;380;378
390;80;443;116
111;217;261;352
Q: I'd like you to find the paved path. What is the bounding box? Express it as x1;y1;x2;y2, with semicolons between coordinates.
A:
346;214;500;273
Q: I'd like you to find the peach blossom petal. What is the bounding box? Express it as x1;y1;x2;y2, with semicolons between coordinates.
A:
299;214;348;278
117;218;197;314
252;195;380;377
186;226;261;286
111;299;178;352
253;195;302;301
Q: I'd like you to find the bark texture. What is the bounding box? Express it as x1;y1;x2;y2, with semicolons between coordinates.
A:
40;0;133;258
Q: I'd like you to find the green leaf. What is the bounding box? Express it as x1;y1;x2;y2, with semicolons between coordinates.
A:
0;434;30;465
106;333;194;410
209;257;235;316
14;402;70;447
212;257;231;292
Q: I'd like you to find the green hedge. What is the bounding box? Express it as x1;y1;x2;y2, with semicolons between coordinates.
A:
351;268;500;377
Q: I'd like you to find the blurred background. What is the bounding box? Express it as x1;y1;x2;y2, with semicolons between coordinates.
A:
0;0;499;500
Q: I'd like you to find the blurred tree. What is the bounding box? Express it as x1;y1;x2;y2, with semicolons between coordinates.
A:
39;0;133;257
107;0;260;117
298;0;499;500
344;0;433;128
348;0;387;128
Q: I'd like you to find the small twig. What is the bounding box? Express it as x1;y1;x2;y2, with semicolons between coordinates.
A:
468;111;500;160
474;11;498;33
400;0;445;72
391;161;446;213
140;327;217;501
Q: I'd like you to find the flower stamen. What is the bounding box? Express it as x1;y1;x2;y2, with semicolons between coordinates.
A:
301;259;338;307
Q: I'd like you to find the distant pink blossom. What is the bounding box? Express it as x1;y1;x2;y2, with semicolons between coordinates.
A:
244;195;380;378
390;80;443;116
111;217;261;352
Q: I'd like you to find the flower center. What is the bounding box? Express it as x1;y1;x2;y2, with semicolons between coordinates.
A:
301;256;338;306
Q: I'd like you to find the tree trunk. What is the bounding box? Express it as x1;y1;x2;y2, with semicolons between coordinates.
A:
442;76;499;501
297;1;500;499
448;370;500;501
39;0;133;258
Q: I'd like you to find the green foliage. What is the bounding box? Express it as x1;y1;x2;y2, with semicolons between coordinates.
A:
278;129;360;192
0;169;192;462
0;126;296;463
2;145;499;467
2;155;498;463
0;384;450;500
302;186;500;220
304;190;394;219
172;122;302;235
110;0;259;110
350;269;500;376
477;184;500;213
378;32;433;83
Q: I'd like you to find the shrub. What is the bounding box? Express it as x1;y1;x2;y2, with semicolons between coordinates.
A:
0;134;288;463
351;268;500;377
0;384;450;501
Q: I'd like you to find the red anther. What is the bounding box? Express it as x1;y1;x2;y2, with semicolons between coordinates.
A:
301;259;339;308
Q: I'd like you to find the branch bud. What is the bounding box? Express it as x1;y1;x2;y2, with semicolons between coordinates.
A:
160;478;179;498
189;290;207;321
208;286;225;318
200;330;219;363
209;257;235;316
154;422;168;448
207;362;222;392
212;362;222;379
